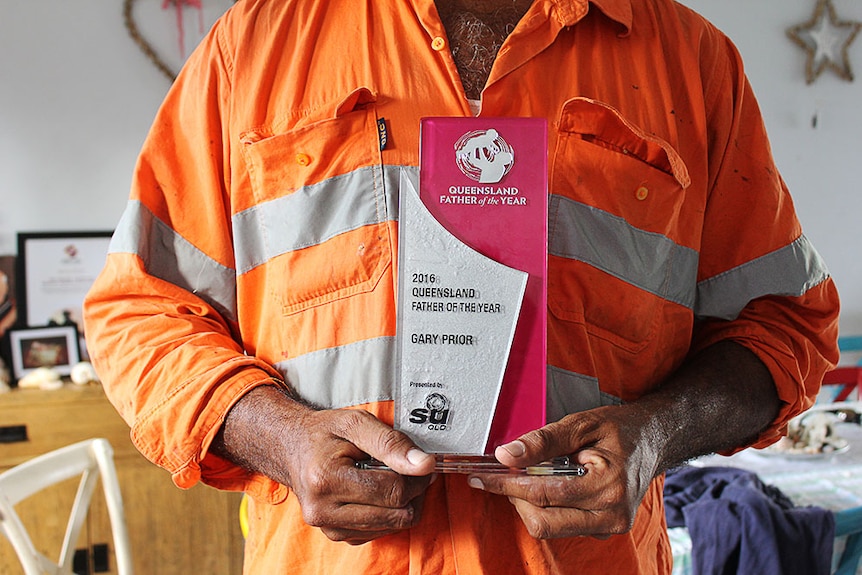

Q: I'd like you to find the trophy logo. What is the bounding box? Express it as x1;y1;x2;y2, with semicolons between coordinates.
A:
408;392;451;430
454;129;515;184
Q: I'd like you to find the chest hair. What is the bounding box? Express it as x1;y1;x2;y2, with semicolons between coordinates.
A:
435;0;533;100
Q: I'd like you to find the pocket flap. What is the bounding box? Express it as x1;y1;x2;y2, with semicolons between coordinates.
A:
558;97;690;189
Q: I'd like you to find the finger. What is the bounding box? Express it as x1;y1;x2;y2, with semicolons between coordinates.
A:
289;446;430;508
302;487;427;537
336;410;436;476
494;419;579;468
470;473;590;508
320;526;402;545
339;460;433;508
469;451;606;505
507;496;614;539
307;497;422;533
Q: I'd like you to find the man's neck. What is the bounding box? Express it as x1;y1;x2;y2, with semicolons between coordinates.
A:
435;0;533;100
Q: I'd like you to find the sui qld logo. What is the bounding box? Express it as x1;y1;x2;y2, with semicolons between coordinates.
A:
454;129;515;184
408;392;451;431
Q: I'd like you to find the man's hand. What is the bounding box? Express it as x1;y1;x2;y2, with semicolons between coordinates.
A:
213;386;437;544
469;341;780;540
468;405;660;539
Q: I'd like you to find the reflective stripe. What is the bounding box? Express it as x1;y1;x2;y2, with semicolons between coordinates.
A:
233;165;407;274
274;337;625;417
112;174;827;411
549;195;700;308
274;336;396;408
546;365;622;423
548;196;829;320
695;234;830;321
108;167;417;323
109;200;238;321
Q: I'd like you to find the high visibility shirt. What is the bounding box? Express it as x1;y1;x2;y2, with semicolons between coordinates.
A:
83;0;840;573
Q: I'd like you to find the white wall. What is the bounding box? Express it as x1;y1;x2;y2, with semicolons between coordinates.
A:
0;0;233;250
1;0;861;334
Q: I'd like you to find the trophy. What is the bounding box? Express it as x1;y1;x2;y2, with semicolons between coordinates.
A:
394;117;550;466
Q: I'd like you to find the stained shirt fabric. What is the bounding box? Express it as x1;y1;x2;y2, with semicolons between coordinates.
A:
83;0;840;573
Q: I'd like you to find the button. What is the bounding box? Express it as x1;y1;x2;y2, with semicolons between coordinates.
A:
431;36;446;51
635;186;649;200
295;153;312;166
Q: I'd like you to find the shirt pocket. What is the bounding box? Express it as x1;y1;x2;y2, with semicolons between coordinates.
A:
238;88;393;315
548;97;694;353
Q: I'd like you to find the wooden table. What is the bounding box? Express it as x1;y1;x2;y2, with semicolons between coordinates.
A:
0;383;245;575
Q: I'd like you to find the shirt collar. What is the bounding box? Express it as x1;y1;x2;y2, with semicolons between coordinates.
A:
547;0;632;35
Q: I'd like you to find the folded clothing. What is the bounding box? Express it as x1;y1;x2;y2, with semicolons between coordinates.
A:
664;465;835;575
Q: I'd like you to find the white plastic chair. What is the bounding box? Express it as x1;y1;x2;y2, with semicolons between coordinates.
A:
0;438;133;575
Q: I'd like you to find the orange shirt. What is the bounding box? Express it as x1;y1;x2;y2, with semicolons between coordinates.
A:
84;0;839;573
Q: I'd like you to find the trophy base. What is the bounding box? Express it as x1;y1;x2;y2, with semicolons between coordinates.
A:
356;454;586;476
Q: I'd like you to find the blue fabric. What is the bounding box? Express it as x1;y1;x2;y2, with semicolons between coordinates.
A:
664;466;835;575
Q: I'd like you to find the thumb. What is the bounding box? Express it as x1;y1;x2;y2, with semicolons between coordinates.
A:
382;440;436;476
494;424;570;468
344;413;436;476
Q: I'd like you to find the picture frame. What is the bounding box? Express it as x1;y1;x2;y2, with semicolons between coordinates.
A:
0;255;16;336
16;231;113;330
9;325;81;380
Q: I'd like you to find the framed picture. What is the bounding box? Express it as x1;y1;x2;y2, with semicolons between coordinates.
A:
16;231;113;329
0;255;16;338
9;325;81;380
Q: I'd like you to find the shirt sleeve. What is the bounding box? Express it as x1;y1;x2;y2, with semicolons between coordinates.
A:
689;27;840;450
83;13;287;503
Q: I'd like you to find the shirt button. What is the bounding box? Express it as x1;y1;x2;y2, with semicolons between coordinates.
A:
295;153;312;166
635;186;649;200
431;36;446;51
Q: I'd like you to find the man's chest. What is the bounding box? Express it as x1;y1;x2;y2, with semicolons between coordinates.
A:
433;0;533;98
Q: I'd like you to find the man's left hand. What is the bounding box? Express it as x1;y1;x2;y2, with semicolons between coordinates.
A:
467;405;661;539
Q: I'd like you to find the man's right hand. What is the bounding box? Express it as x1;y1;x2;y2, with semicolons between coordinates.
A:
212;385;436;544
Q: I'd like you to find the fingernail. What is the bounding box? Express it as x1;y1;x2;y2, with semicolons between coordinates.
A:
407;448;430;466
500;440;526;458
468;477;484;490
